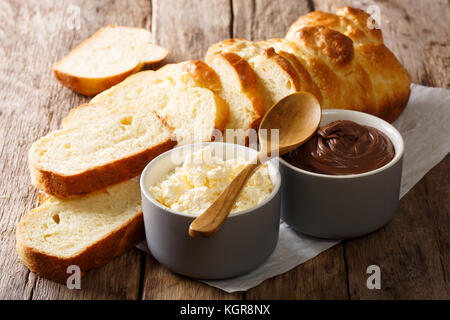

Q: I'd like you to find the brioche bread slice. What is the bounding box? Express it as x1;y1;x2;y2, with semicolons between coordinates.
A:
68;88;227;145
206;39;301;110
29;105;176;198
53;25;169;96
16;180;144;283
90;63;229;144
205;52;265;143
90;60;222;105
157;60;223;93
258;38;323;104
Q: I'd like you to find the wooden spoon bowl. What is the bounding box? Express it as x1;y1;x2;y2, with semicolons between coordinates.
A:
189;92;321;238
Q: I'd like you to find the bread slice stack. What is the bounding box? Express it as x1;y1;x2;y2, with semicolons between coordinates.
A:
19;6;411;283
20;60;231;282
29;104;176;198
90;61;229;145
206;38;302;111
204;52;265;143
16;180;143;283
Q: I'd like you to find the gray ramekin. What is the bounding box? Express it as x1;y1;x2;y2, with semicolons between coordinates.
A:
140;142;281;279
279;109;404;239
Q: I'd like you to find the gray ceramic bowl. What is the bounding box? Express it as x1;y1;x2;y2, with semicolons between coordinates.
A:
279;109;404;239
140;142;281;279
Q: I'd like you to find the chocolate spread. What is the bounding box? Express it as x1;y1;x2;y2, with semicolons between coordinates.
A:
283;120;395;175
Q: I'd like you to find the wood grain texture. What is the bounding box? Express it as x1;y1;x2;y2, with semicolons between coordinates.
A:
141;254;241;300
246;245;349;299
152;0;232;62
232;0;311;40
312;0;450;299
31;249;143;300
0;0;151;300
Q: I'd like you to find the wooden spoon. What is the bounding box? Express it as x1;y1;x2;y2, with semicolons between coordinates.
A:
188;92;322;238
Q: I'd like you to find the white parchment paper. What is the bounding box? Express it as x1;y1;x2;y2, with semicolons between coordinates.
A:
138;84;450;293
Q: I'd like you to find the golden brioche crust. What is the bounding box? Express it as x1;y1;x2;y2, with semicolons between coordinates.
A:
336;6;383;43
294;26;354;68
273;48;323;104
214;51;266;130
157;60;223;93
53;65;144;96
31;110;177;198
284;6;410;122
206;38;304;114
180;60;223;92
288;8;383;45
206;38;254;58
53;26;168;96
261;47;301;91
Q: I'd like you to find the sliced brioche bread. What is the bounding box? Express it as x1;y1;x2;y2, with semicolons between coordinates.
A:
68;88;228;146
157;60;223;93
258;38;323;104
16;180;144;283
29;105;176;198
90;60;222;105
249;47;301;109
205;51;265;143
206;38;301;110
90;62;229;144
53;25;169;96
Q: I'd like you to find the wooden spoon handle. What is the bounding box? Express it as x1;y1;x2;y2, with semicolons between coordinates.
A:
189;155;262;238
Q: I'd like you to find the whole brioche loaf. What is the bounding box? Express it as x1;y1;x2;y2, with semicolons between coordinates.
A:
284;6;411;122
16;180;144;283
206;7;410;123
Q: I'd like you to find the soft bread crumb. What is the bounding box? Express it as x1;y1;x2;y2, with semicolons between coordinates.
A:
30;106;173;175
17;180;141;258
53;25;168;95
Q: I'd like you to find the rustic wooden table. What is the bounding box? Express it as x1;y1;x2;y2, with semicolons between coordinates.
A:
0;0;448;300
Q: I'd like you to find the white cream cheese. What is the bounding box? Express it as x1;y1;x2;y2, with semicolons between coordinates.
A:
149;146;274;214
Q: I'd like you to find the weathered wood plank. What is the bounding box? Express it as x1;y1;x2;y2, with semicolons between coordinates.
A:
141;254;240;299
0;0;151;299
141;0;243;299
31;249;143;300
232;0;311;40
152;0;232;62
246;245;349;299
312;0;450;299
